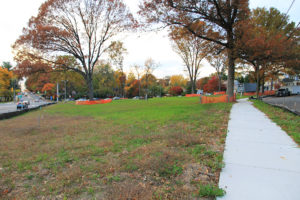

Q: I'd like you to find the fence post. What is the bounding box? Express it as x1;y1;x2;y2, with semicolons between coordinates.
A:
199;96;202;104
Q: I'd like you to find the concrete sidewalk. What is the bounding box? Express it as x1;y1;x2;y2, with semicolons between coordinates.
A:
218;99;300;200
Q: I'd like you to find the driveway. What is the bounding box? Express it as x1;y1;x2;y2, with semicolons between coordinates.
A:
263;95;300;113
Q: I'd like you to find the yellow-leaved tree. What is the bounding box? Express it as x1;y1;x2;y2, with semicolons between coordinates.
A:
0;67;14;101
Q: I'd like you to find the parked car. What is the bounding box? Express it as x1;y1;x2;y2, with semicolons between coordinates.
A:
113;97;120;100
276;88;291;97
133;96;140;100
17;102;28;110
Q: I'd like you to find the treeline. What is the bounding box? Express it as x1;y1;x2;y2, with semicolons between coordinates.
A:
25;59;197;99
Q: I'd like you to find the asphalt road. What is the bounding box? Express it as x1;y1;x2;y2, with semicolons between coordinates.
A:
263;95;300;113
0;94;50;114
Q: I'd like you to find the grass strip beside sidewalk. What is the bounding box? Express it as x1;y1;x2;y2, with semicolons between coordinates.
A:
252;100;300;145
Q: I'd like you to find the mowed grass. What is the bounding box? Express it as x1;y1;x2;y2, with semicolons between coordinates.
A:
0;97;232;199
252;100;300;145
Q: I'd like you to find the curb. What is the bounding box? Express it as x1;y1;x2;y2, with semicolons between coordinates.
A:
262;100;300;116
0;103;56;120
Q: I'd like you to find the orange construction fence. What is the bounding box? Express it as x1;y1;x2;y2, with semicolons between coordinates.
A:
200;94;236;104
185;94;201;97
244;90;275;96
213;91;226;95
76;99;112;105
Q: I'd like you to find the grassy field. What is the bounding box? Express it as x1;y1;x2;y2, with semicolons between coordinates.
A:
0;97;232;199
252;100;300;145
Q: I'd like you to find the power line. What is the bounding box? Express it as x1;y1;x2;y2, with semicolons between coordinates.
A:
286;0;295;16
276;0;296;30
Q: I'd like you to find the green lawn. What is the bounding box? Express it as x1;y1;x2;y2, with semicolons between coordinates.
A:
252;100;300;145
236;95;250;100
0;97;232;199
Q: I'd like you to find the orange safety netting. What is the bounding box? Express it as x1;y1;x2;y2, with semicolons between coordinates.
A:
213;91;226;95
200;94;236;104
244;90;275;96
185;94;201;97
76;99;112;105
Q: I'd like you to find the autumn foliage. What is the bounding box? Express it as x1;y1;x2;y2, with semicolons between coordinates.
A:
169;86;183;96
203;76;225;93
0;67;15;101
139;0;250;97
14;0;135;99
42;83;55;95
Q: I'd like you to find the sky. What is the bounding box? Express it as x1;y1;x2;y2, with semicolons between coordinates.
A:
0;0;299;79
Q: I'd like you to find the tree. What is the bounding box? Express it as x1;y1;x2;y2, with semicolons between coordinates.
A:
196;77;209;90
93;62;116;98
139;0;250;98
132;64;143;97
237;7;300;97
125;80;140;98
143;58;158;99
2;62;13;71
203;76;222;93
0;67;14;101
208;53;227;91
42;83;55;97
14;0;135;100
108;41;128;97
25;73;52;93
169;75;187;88
169;86;183;96
169;27;211;93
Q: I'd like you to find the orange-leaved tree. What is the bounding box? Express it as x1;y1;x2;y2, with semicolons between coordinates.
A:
14;0;135;100
139;0;250;98
203;76;222;93
237;7;300;98
42;83;55;96
169;27;214;94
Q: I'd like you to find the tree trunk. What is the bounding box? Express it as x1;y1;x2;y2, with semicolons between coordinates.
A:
256;65;260;99
218;74;222;91
138;79;141;97
191;84;194;94
86;76;94;100
261;72;265;94
191;80;196;94
226;49;235;98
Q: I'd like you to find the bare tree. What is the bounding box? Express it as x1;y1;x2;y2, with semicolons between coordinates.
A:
208;53;227;91
14;0;134;99
108;41;128;97
132;64;142;97
169;27;213;94
144;58;158;100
